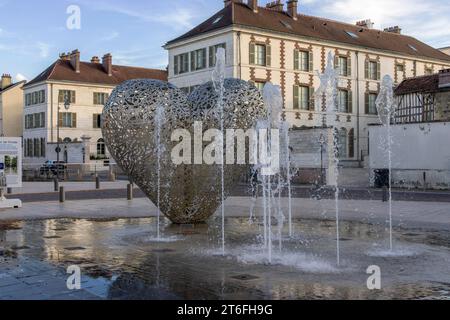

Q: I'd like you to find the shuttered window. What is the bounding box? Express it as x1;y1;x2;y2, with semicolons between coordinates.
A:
59;112;77;128
58;90;76;104
337;89;352;113
191;48;207;71
93;92;109;105
93;114;102;128
208;43;226;67
293;85;314;110
366;60;380;80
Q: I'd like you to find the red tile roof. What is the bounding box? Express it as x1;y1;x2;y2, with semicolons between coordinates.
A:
166;2;450;63
395;74;441;95
24;59;167;88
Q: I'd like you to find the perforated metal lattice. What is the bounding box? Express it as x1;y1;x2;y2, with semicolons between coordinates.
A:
102;79;265;224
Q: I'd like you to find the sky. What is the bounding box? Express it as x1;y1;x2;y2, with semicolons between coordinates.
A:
0;0;449;83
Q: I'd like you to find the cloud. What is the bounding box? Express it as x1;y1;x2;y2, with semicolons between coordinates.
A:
15;73;28;82
37;42;51;58
75;0;198;31
101;31;119;41
313;0;450;47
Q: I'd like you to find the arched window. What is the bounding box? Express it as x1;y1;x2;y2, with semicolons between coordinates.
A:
337;128;347;159
97;138;105;156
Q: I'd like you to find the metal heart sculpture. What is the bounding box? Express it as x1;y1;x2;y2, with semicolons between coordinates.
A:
102;79;265;224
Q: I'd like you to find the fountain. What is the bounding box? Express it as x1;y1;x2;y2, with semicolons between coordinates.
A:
376;75;395;251
212;47;226;255
316;52;341;266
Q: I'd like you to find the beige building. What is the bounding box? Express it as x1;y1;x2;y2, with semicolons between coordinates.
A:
164;0;450;164
440;47;450;56
23;50;167;165
0;74;26;137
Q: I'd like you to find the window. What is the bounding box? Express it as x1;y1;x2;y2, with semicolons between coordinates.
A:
424;67;433;75
293;85;314;110
174;53;190;75
191;48;207;71
213;15;223;24
337;128;348;159
396;64;404;73
255;81;266;92
25;112;45;129
365;60;380;80
408;44;418;52
40;138;46;157
255;44;266;66
93;92;109;105
93;114;102;128
367;93;378;115
337;56;349;76
59;112;77;128
337;90;349;113
209;43;226;67
294;50;310;72
25;90;45;106
58;90;76;104
249;42;271;67
345;31;359;38
97;138;106;156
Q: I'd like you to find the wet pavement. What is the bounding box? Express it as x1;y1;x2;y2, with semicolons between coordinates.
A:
1;217;450;300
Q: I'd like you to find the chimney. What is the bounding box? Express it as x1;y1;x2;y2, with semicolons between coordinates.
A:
102;53;113;76
224;0;241;7
266;0;284;12
439;69;450;89
287;0;298;20
59;52;70;61
356;19;374;29
248;0;258;13
91;56;101;64
69;49;81;73
1;74;12;89
384;26;402;34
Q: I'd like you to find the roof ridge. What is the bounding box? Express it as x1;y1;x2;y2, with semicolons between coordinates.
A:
80;60;166;72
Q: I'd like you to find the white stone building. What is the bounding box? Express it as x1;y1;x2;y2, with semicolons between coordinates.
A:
164;0;450;165
22;50;167;166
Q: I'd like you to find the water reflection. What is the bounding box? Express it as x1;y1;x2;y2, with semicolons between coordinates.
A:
1;218;449;300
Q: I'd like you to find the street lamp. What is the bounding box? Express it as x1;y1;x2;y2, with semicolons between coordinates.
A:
56;93;70;181
319;133;326;185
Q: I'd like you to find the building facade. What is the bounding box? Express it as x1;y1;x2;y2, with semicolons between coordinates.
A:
22;50;167;166
394;68;450;124
0;74;26;137
164;0;450;165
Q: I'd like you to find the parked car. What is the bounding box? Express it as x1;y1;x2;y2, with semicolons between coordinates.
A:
40;160;67;176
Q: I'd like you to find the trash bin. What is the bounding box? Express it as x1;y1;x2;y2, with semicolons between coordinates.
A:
374;169;389;188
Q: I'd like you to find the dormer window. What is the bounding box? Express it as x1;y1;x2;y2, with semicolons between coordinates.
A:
345;31;359;38
408;44;418;52
213;15;223;24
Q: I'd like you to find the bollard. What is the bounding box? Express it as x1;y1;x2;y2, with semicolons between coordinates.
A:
59;186;65;203
95;176;100;190
54;178;59;192
127;183;133;200
382;186;388;202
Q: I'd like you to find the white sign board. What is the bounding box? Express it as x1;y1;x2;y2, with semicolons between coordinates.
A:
0;137;22;188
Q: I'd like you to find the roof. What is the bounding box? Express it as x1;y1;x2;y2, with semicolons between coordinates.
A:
24;59;168;88
0;80;26;94
166;2;450;63
395;74;440;95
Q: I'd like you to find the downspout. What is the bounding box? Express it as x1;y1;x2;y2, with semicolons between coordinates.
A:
237;31;242;79
50;83;54;143
355;51;361;166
